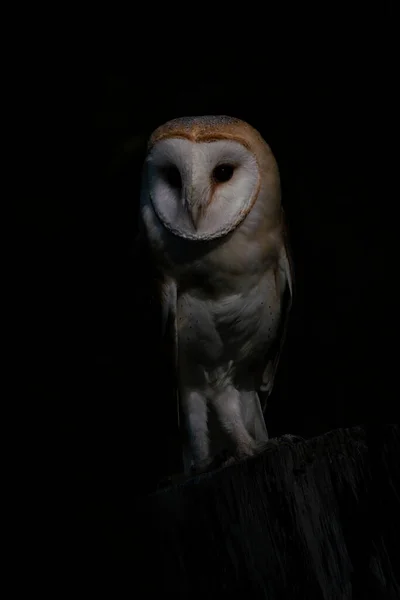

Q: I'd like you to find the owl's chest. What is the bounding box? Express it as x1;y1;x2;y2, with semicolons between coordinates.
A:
177;270;281;366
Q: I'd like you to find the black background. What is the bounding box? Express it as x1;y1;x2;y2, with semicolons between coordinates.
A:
21;26;393;544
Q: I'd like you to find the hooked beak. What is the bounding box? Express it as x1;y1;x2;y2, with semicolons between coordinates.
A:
185;186;204;231
187;203;203;230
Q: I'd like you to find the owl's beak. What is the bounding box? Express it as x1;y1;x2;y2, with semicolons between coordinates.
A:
187;203;203;230
185;187;204;230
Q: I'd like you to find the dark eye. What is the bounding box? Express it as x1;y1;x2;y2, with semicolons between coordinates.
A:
212;164;235;183
163;166;181;189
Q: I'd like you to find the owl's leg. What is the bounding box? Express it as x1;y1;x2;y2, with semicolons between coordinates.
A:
212;385;256;459
181;390;211;474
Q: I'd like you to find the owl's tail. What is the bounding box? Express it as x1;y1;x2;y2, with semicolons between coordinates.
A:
240;390;269;442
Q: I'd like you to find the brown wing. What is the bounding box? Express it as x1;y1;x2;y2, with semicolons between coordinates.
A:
259;209;294;411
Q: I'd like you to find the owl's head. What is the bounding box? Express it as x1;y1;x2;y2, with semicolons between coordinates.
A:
141;116;281;242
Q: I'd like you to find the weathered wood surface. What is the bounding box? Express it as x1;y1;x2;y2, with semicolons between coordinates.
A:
136;425;399;599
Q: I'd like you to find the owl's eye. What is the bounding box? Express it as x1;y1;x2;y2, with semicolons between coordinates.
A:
212;164;235;183
163;165;182;189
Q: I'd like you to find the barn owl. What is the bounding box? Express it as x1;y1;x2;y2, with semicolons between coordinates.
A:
139;115;293;475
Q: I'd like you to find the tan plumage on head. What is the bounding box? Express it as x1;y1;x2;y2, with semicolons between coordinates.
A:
140;115;293;475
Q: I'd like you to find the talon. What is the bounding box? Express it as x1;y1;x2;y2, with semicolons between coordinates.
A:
222;447;254;468
191;458;213;474
279;434;305;445
221;456;237;468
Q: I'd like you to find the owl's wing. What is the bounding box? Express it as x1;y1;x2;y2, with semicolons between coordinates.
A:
259;211;294;410
159;275;179;412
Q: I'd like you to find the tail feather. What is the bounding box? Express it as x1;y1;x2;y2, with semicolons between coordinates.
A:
240;390;269;442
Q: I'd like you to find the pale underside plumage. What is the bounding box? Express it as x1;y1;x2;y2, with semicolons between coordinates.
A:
159;233;293;474
140;115;294;475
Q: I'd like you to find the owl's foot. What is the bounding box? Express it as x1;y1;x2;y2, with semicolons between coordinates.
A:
252;434;305;455
221;451;254;469
219;444;257;469
196;435;306;473
221;435;305;468
221;456;237;468
279;433;305;444
157;472;191;489
190;457;214;475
